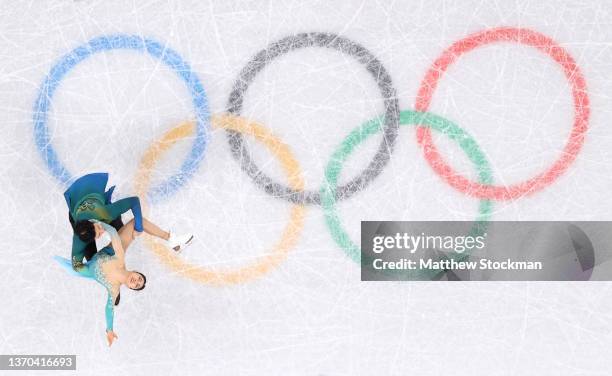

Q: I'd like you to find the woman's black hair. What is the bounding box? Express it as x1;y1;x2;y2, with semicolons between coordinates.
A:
131;272;147;291
75;220;95;243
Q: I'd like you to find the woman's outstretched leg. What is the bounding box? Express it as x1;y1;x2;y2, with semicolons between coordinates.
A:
141;218;170;240
118;217;170;251
118;217;192;253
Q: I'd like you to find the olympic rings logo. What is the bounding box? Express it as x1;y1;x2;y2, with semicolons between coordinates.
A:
35;27;589;285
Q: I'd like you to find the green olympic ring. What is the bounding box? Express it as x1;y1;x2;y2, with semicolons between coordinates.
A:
320;110;494;280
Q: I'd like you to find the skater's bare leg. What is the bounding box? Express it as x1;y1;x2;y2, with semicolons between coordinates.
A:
118;218;170;250
141;218;170;241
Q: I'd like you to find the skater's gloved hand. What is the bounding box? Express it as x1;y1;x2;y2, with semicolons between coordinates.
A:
106;330;118;347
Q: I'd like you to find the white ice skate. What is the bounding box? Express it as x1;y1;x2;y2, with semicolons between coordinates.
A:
167;232;194;253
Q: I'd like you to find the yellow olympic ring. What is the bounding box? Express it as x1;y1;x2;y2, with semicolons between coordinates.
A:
134;114;306;285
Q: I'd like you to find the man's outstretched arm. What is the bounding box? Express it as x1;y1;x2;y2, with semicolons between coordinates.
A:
105;196;143;232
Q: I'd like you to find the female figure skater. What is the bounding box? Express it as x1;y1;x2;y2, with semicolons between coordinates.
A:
67;217;189;346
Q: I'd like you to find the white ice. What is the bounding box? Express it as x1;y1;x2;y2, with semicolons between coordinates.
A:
1;1;612;375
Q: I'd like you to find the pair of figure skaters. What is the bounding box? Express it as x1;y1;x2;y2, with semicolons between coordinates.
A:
54;173;193;346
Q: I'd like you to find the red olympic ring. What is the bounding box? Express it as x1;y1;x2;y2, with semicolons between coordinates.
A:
415;27;590;200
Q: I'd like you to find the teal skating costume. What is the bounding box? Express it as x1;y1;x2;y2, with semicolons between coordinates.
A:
63;172;142;272
54;226;121;332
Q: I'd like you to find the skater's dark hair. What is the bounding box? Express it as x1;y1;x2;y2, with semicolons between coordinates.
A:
130;272;147;291
75;220;95;243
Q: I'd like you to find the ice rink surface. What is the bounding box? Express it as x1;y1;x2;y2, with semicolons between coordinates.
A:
1;0;612;375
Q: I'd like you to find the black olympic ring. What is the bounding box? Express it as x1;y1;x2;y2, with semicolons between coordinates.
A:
226;32;400;205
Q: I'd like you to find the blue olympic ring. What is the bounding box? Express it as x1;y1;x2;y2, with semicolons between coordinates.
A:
33;34;210;202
